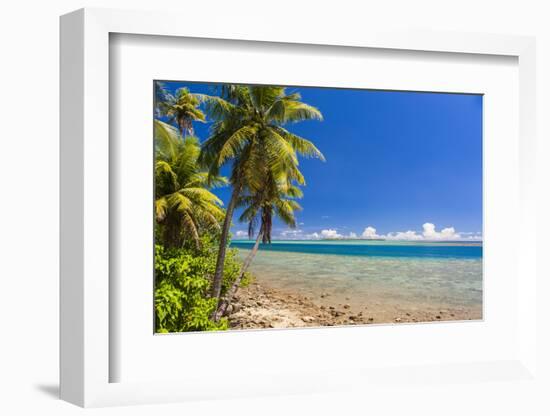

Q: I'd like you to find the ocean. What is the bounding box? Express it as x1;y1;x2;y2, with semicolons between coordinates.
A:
231;240;483;318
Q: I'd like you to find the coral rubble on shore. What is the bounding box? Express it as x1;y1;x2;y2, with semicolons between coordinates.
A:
228;282;480;330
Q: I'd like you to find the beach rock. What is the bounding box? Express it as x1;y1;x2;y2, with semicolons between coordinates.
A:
227;279;473;331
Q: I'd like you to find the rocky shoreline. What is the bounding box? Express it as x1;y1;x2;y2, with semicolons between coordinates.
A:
228;281;481;330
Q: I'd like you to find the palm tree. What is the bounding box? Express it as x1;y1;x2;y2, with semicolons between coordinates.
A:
154;81;174;117
199;85;325;304
214;176;303;320
155;120;226;249
161;87;206;137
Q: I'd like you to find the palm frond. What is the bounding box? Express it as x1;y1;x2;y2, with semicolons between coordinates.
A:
284;184;304;198
281;100;323;122
263;128;300;183
178;187;223;206
275;127;325;161
154;119;180;160
266;96;323;124
217;125;258;167
155;197;168;221
167;192;193;213
194;94;236;120
249;85;285;111
274;199;300;228
181;211;200;248
186;172;228;188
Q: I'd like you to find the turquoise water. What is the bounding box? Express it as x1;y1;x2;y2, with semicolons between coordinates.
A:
231;240;483;315
231;240;482;259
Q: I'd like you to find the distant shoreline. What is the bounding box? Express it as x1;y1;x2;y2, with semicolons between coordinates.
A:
232;239;483;246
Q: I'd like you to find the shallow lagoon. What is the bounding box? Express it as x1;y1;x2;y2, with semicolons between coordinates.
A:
232;240;483;317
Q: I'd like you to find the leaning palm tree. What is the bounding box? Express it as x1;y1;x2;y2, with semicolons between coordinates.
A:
213;176;303;320
155;119;226;249
161;87;206;137
199;85;325;304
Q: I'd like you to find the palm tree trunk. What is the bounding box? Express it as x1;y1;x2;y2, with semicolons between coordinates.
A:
210;185;241;302
162;212;181;248
214;226;264;321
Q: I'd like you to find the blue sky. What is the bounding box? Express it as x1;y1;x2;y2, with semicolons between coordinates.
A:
158;82;483;241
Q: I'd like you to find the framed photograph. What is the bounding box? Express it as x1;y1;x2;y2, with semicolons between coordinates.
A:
150;80;483;332
60;8;537;407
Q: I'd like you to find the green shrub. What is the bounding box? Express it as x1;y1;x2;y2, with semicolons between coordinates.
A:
154;235;248;333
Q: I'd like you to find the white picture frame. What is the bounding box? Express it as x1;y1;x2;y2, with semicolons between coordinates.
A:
60;7;537;407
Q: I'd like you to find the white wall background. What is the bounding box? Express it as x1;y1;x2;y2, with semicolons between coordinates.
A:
0;1;548;415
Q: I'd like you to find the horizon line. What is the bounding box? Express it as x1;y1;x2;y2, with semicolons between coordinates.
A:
231;238;483;243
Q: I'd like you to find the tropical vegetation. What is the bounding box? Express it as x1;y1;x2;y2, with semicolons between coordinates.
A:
153;81;324;332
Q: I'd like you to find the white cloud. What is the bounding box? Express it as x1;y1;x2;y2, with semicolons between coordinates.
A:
320;229;343;239
280;229;304;239
234;230;248;238
378;223;478;241
460;231;483;240
385;230;424;241
421;222;461;240
361;226;380;239
272;223;482;242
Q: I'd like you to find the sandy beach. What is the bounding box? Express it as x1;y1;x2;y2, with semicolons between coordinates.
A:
228;280;481;330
